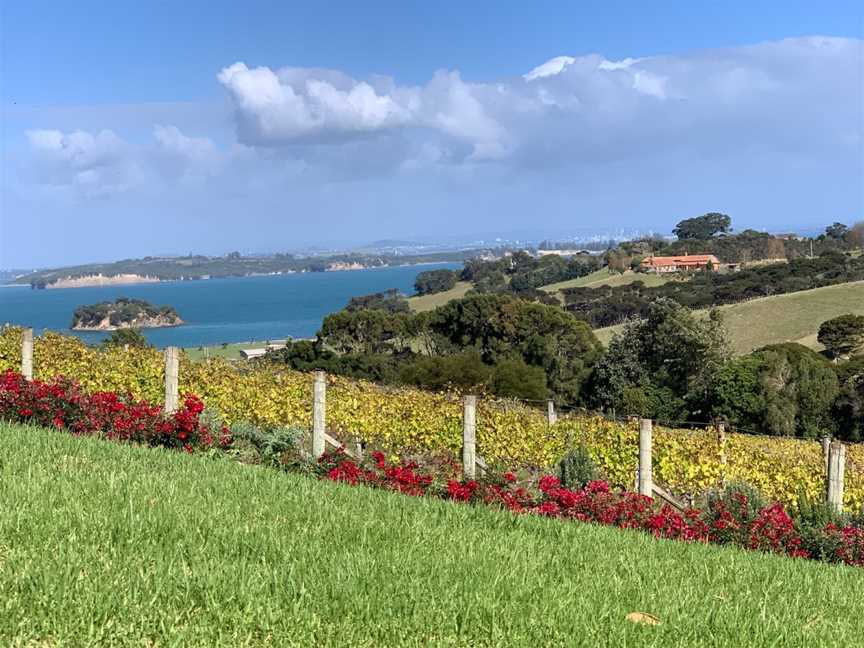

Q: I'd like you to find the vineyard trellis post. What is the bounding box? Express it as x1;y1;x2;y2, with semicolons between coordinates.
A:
546;400;557;425
827;441;846;513
312;370;326;459
821;436;832;476
462;395;477;480
638;418;653;497
717;421;727;487
21;328;33;380
163;347;179;414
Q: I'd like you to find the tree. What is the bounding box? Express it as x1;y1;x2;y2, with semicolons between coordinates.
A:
345;289;409;313
397;351;491;392
817;314;864;359
589;299;731;419
414;269;459;296
710;343;839;438
848;221;864;248
489;358;548;400
823;222;849;241
428;293;602;402
101;328;151;349
319;309;412;355
672;213;732;240
833;356;864;442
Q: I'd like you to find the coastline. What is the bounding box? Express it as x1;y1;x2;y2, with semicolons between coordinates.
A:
71;321;184;332
21;261;459;289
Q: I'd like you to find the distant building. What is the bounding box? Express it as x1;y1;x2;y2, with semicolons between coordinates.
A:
774;233;806;241
536;249;593;257
640;254;721;274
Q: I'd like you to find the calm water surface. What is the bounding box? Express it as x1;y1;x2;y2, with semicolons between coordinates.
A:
0;264;457;348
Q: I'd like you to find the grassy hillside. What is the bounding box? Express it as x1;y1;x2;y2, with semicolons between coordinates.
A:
595;281;864;353
541;268;672;294
409;272;670;311
408;280;472;312
2;423;863;646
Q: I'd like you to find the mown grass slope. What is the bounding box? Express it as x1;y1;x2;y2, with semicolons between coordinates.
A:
1;423;863;646
595;281;864;354
408;280;472;312
541;268;672;294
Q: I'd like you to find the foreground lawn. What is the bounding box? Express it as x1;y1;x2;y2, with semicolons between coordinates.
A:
1;424;862;646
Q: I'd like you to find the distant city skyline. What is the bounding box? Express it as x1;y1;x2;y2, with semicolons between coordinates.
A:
2;1;862;267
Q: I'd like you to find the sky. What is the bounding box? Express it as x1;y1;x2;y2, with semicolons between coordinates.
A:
1;0;863;267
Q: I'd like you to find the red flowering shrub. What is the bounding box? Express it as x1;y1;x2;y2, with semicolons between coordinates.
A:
825;524;864;567
0;370;228;452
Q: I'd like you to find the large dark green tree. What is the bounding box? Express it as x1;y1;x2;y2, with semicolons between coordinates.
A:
590;299;731;420
817;314;864;359
428;293;601;403
711;343;839;438
672;212;732;240
414;269;459;296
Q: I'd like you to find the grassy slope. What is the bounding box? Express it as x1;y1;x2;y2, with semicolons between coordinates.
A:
184;341;267;361
408;280;472;312
409;272;669;311
2;423;863;646
541;268;671;294
594;281;864;353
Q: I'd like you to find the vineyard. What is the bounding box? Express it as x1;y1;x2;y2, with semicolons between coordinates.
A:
1;326;862;509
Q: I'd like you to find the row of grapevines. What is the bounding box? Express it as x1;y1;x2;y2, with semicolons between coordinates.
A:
1;327;860;509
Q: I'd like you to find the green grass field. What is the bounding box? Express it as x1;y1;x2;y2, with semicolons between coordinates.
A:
595;281;864;353
2;423;863;646
541;268;672;294
183;341;264;361
408;280;473;312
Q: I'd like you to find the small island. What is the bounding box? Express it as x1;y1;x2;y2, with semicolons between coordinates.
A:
71;297;184;331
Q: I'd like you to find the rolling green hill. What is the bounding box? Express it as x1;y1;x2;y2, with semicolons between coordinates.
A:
1;422;862;646
595;281;864;354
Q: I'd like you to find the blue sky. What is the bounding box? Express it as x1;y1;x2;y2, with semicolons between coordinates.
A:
1;0;863;267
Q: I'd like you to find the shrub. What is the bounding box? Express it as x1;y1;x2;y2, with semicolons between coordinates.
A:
793;491;848;561
701;482;767;547
558;446;601;490
229;422;304;469
0;369;227;453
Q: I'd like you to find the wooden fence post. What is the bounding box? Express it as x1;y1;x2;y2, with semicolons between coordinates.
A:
827;441;846;513
547;400;557;425
717;421;727;487
312;371;326;459
462;395;477;480
21;328;33;380
638;418;653;497
821;436;832;477
163;346;179;414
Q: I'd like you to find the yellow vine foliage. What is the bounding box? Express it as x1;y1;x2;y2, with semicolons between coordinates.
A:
1;326;862;509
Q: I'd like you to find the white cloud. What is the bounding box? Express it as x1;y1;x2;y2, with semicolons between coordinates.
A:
24;126;223;197
217;36;862;172
19;36;864;198
524;56;576;81
217;62;412;143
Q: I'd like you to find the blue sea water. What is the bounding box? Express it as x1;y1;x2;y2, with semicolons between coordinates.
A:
0;264;458;348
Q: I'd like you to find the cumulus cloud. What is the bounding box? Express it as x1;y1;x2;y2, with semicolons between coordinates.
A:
218;36;862;170
20;36;864;199
24;126;222;197
25;128;141;197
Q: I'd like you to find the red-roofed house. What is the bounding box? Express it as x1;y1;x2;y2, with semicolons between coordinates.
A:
640;254;721;274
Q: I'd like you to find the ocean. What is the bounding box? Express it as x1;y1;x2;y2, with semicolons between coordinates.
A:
0;264;458;348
